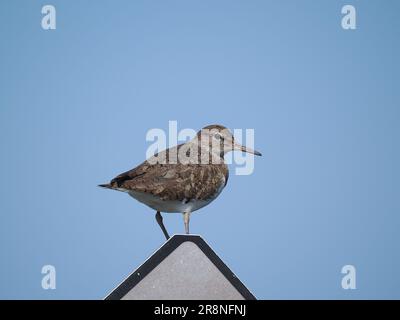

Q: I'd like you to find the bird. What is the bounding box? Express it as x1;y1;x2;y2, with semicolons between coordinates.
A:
99;124;261;240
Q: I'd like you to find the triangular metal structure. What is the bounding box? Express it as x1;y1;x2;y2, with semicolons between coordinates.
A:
105;235;256;300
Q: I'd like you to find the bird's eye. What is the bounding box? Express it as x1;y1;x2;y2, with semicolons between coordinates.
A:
214;133;223;140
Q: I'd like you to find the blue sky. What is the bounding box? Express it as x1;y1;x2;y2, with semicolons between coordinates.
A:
0;0;399;299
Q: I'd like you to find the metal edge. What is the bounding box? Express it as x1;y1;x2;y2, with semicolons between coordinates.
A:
104;234;256;300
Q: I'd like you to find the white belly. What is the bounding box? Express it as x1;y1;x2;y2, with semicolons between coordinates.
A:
127;184;225;213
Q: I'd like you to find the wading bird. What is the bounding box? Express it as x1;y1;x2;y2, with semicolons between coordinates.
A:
99;125;261;240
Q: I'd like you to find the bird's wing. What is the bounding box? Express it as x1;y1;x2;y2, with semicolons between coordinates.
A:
109;161;152;187
108;147;178;188
116;162;228;201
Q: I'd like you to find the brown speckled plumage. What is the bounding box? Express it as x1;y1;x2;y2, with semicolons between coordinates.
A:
107;160;228;202
99;124;261;238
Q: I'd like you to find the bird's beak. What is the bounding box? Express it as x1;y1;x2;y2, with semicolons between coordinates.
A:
235;143;262;156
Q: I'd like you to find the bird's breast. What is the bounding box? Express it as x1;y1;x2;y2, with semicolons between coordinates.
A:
128;173;227;213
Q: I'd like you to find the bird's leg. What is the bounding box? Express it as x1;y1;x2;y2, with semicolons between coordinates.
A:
155;211;170;240
183;212;191;234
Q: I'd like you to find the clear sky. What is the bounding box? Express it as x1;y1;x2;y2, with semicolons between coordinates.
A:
1;0;399;299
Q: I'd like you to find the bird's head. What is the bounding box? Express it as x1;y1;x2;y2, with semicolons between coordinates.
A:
196;124;262;158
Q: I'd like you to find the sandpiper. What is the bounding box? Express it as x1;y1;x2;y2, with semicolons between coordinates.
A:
99;125;261;240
